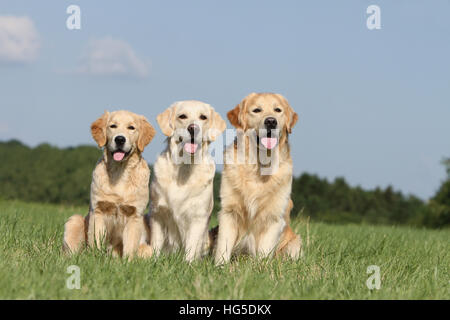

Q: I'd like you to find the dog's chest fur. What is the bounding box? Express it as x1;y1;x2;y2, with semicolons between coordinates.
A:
223;144;293;222
236;166;290;217
91;156;150;207
152;151;215;219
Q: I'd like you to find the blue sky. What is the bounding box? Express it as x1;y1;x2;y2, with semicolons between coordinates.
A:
0;0;449;199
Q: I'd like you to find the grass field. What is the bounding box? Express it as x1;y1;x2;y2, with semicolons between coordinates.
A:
0;200;448;299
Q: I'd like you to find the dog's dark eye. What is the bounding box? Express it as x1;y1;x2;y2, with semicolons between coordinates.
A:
199;115;207;120
274;107;282;113
178;114;187;119
252;108;262;113
128;126;135;130
110;124;117;128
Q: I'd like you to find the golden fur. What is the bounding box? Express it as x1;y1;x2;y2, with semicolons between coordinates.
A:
214;93;302;264
148;100;226;261
63;110;155;259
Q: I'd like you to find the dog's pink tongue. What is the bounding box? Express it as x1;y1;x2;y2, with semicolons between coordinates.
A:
184;143;198;154
113;152;125;161
261;137;278;150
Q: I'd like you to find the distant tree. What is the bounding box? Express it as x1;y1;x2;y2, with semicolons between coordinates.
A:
444;158;450;177
1;140;448;228
0;140;101;205
424;158;450;227
434;158;450;206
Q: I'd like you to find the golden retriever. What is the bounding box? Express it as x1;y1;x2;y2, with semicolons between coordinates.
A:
148;100;226;262
63;110;155;258
214;93;302;264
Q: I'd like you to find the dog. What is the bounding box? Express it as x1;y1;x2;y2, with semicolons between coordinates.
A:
148;100;226;262
214;93;302;264
63;110;155;258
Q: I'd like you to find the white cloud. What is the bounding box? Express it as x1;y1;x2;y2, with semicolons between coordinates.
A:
0;16;40;64
76;36;149;78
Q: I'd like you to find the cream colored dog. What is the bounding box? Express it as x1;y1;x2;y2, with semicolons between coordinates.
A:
148;100;226;262
214;93;302;265
63;110;155;258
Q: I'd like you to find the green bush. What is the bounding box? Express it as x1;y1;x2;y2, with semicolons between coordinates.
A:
0;140;448;228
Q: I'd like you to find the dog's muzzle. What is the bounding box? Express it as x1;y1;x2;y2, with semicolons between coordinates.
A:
111;135;131;161
183;124;200;154
258;117;279;150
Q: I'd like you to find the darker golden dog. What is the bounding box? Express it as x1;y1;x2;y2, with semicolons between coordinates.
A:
214;93;302;264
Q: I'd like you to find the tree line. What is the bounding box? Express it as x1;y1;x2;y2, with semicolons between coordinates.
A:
1;140;448;228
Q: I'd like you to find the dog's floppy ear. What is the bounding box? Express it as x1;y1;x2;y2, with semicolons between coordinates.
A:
91;111;109;147
137;116;155;152
157;104;176;137
228;93;256;130
276;94;298;134
208;107;227;141
227;104;242;129
287;112;299;134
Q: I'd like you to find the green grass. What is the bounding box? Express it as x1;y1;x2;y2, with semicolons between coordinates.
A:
0;200;448;299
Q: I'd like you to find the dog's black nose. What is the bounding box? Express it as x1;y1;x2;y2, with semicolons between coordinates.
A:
187;124;199;137
115;135;126;146
264;117;277;129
